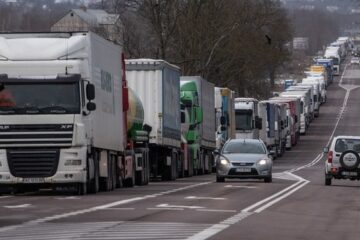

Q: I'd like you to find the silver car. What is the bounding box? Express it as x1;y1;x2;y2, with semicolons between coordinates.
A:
215;139;273;183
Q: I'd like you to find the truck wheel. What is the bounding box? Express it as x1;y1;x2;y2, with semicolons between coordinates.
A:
76;182;87;195
88;154;99;194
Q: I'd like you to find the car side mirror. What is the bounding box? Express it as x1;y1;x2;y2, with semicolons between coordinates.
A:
323;147;329;153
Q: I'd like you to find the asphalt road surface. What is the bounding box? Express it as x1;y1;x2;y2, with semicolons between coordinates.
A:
0;61;359;240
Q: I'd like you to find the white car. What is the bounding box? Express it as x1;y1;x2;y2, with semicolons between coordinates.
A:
351;57;360;65
324;136;360;185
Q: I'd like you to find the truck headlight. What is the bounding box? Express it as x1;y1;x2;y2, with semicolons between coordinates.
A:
258;159;267;165
220;158;230;165
64;159;82;166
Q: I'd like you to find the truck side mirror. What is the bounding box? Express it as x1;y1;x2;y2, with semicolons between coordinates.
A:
87;102;96;111
295;115;298;123
255;116;262;130
181;111;186;123
195;107;203;123
220;116;226;125
86;83;95;101
221;126;227;131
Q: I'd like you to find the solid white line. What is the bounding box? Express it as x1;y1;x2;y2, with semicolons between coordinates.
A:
241;180;303;212
196;209;237;213
224;185;257;189
186;196;227;200
185;224;229;240
4;204;32;209
0;196;12;199
254;181;310;213
101;208;135;211
147;208;184;211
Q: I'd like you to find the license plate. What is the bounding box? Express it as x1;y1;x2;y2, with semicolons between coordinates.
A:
236;168;251;173
342;172;358;176
23;178;45;183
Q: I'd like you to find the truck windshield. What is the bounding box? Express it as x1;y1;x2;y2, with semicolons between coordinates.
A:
0;81;80;115
235;110;252;130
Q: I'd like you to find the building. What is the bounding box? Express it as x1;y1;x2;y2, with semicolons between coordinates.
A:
51;8;122;43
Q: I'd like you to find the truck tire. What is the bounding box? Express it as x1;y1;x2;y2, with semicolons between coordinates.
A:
76;182;87;195
340;150;360;170
88;152;99;194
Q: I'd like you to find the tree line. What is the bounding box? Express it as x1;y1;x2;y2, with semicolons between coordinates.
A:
0;0;347;98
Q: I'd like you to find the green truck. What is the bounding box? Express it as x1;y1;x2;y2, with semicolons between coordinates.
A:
180;76;216;176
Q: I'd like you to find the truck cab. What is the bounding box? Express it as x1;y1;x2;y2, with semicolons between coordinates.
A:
234;98;262;139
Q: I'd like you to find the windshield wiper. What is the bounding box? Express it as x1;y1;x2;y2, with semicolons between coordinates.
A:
17;106;41;114
0;106;17;114
40;105;69;113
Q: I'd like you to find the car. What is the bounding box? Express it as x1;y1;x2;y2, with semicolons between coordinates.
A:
214;138;273;183
324;136;360;186
351;57;360;65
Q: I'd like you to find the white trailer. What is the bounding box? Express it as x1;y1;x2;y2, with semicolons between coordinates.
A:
0;32;135;194
299;81;320;117
126;59;181;180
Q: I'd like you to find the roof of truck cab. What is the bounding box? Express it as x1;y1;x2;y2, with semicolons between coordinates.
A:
125;59;180;71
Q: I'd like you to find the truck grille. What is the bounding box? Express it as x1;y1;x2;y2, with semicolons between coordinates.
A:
7;149;59;178
0;124;73;147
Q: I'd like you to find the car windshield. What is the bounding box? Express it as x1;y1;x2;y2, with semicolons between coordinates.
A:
334;138;360;153
223;141;266;154
0;81;80;115
235;110;252;130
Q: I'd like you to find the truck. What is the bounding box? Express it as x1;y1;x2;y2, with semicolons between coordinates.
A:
286;86;314;122
280;91;309;135
126;59;182;181
180;76;216;175
0;32;142;194
315;58;334;85
269;98;297;150
324;47;340;76
258;101;276;156
298;81;320;117
234;98;262;139
303;74;326;104
214;87;236;150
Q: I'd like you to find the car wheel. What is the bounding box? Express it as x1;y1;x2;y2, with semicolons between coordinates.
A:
325;176;332;186
264;175;272;183
216;175;225;182
339;150;360;170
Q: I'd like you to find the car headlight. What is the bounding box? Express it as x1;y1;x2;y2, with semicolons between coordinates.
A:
220;158;230;165
258;159;267;165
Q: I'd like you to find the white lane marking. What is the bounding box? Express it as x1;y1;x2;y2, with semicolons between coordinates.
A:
186;224;230;240
242;180;303;213
54;196;80;200
253;180;309;213
196;209;237;213
4;204;32;209
0;181;211;233
0;196;12;199
147;207;184;211
185;196;227;200
101;208;135;211
156;203;205;209
224;185;257;189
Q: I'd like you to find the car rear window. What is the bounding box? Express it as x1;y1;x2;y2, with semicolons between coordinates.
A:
223;141;266;154
334;138;360;153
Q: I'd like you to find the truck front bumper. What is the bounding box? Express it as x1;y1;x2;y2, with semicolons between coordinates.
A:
0;146;87;185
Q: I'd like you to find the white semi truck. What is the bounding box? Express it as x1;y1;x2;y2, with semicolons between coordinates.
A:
0;32;146;194
234;98;262;139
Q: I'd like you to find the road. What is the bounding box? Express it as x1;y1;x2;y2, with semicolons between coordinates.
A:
0;61;359;240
